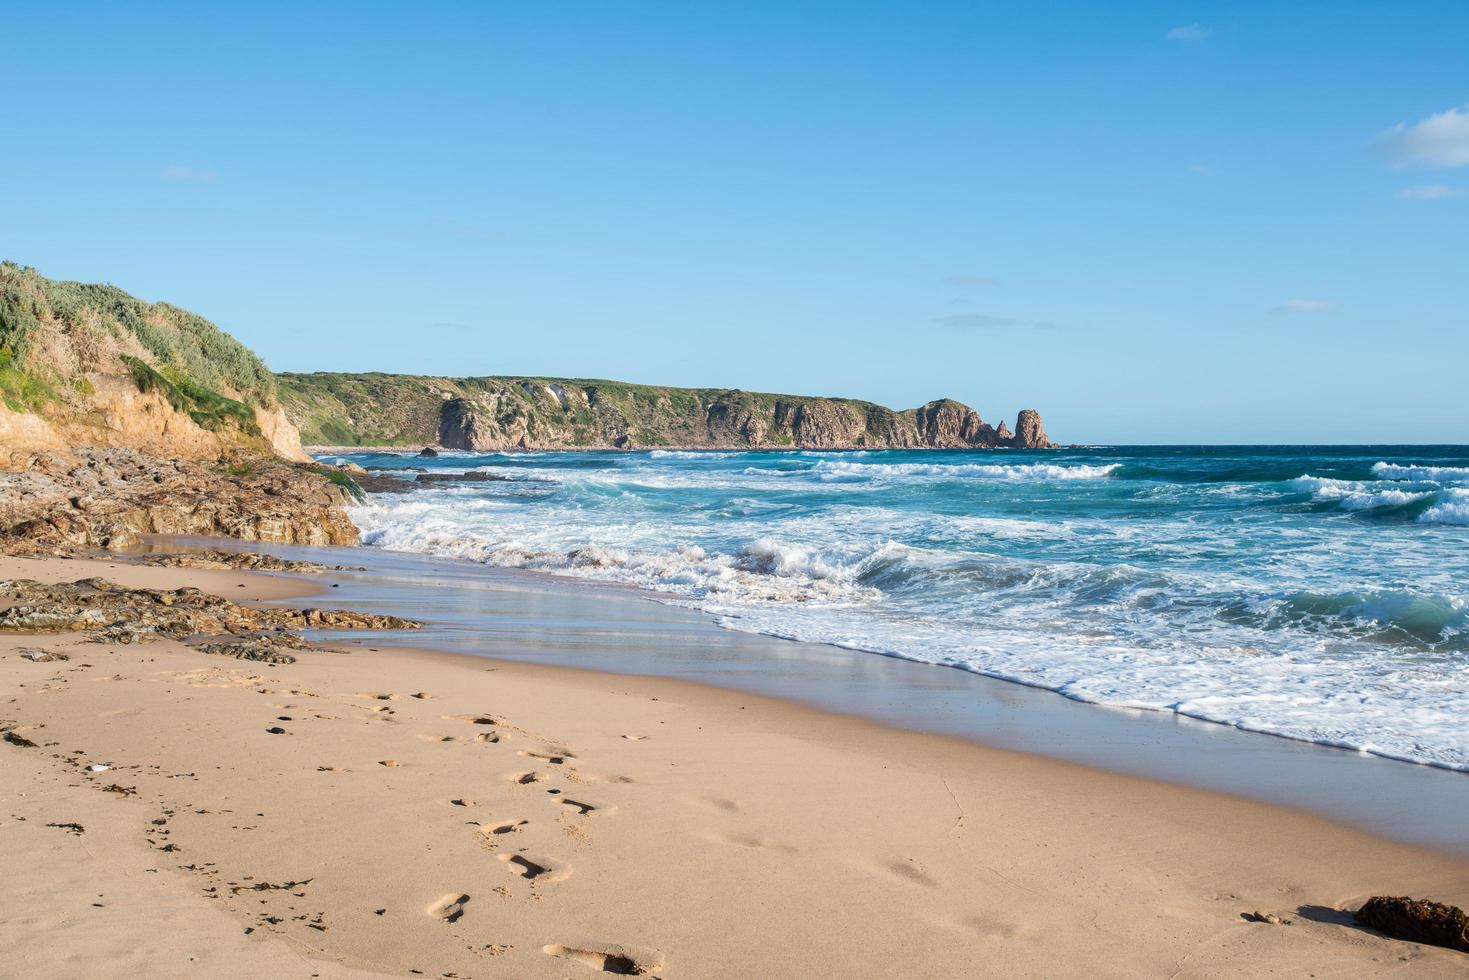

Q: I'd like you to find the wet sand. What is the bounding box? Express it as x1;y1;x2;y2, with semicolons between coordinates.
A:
2;551;1467;978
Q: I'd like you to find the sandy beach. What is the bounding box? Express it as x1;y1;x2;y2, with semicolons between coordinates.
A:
3;552;1466;979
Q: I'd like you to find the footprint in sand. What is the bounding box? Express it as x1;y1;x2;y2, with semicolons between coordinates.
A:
443;714;498;726
480;818;528;836
686;795;741;814
426;893;469;923
357;692;400;701
620;734;649;741
508;771;541;785
518;750;570;765
882;858;938;888
542;944;658;975
497;853;564;881
710;831;797;854
450;798;476;807
558;798;599;816
567;770;634;785
378;760;402;768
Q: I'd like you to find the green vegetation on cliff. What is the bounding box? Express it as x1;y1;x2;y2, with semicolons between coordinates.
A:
120;355;260;434
0;262;279;447
1;262;278;408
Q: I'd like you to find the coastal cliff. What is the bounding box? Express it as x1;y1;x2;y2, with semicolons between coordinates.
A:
0;264;356;551
279;373;1057;451
0;262;307;461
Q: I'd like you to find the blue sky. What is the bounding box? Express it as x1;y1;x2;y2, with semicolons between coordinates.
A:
3;2;1466;443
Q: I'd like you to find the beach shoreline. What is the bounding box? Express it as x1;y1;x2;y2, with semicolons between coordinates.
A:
3;549;1467;977
189;532;1469;857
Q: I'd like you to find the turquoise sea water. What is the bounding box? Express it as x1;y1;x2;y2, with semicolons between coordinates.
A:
333;446;1469;770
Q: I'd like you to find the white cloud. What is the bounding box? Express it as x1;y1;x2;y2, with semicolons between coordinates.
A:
1166;24;1212;42
1398;184;1466;201
1379;105;1469;168
935;314;1061;331
1274;299;1334;315
160;165;218;182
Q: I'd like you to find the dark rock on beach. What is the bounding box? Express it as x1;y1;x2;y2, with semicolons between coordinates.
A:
1355;896;1469;953
0;577;420;649
132;550;363;574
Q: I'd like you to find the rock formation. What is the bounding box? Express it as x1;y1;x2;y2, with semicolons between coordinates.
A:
1012;409;1053;449
0;449;360;554
0;576;419;659
284;373;1060;451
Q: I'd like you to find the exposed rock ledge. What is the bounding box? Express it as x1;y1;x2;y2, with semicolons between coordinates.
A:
0;577;419;662
0;449;360;555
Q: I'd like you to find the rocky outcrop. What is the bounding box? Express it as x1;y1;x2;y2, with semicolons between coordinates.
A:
289;373;1059;451
913;399;996;448
1012;409;1055;449
0;449;360;555
0;577;419;657
131;550;363;573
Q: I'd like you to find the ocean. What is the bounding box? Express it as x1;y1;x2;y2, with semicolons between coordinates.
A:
329;445;1469;771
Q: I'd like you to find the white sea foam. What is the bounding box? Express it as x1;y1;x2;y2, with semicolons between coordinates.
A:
1371;462;1469;483
648;450;742;460
810;460;1120;481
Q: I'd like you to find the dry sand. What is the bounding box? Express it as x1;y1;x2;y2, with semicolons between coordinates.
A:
2;554;1466;978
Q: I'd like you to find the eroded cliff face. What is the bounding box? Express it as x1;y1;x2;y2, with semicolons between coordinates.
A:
0;262;308;462
435;391;1054;451
283;373;1059;451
